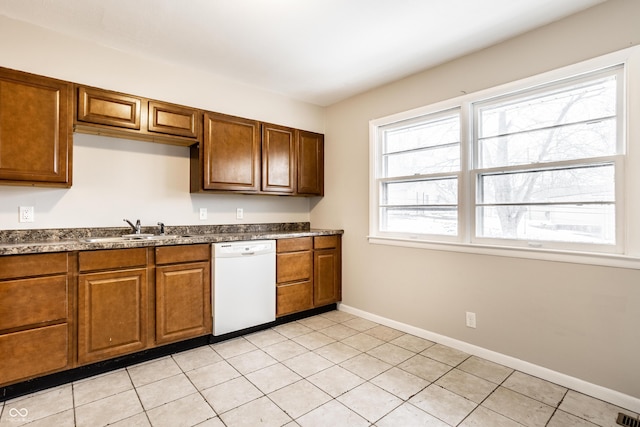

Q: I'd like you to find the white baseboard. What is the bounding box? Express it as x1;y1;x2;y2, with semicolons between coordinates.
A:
337;303;640;414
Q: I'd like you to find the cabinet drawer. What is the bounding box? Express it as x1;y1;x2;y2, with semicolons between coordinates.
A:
79;248;148;272
314;235;339;249
0;275;67;331
0;323;68;385
156;244;210;265
277;237;312;253
148;101;199;138
77;86;141;130
0;252;67;280
277;281;313;317
277;251;312;283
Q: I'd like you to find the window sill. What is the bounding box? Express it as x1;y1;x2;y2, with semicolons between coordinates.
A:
367;236;640;270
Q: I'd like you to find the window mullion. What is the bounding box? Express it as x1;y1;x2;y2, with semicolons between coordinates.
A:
460;101;472;244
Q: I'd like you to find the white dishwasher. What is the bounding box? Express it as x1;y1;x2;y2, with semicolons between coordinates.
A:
212;240;276;336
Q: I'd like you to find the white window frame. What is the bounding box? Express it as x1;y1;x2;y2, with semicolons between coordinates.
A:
470;66;624;254
369;46;640;269
375;107;462;243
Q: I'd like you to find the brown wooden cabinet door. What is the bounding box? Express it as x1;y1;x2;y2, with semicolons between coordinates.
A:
0;67;72;187
77;268;148;365
202;112;260;191
148;101;199;139
313;249;340;307
262;123;295;194
297;130;324;196
155;261;211;344
77;86;142;130
313;235;341;307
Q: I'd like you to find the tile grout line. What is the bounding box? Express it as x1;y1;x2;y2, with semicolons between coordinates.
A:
455;368;522;426
71;382;77;427
124;365;153;427
543;389;570;427
170;350;223;427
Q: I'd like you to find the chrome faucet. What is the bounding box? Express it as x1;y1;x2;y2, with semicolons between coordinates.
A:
157;222;165;235
124;219;141;234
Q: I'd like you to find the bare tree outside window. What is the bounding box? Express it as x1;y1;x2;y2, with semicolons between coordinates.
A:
475;72;618;244
380;111;461;236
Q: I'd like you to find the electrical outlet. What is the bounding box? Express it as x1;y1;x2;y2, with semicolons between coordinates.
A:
199;208;207;220
19;206;34;223
466;311;477;328
236;208;243;220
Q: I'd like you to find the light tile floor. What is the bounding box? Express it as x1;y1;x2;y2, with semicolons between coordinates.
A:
0;310;637;427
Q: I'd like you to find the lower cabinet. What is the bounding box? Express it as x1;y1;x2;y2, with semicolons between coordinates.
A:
77;248;149;365
0;253;70;385
155;244;211;344
76;245;212;366
313;235;342;307
276;235;342;316
0;236;337;388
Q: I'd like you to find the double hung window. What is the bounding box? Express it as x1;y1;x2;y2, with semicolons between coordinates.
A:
473;68;622;250
377;110;461;238
371;61;626;256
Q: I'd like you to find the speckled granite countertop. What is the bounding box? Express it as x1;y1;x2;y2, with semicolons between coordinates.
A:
0;223;343;256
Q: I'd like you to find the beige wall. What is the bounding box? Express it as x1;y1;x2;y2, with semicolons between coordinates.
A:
314;0;640;403
0;15;325;229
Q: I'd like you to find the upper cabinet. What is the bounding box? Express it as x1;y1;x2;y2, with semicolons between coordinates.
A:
191;115;324;196
262;123;295;194
77;86;141;130
148;101;199;139
74;85;201;146
0;67;72;187
193;111;261;192
297;130;324;196
0;67;323;195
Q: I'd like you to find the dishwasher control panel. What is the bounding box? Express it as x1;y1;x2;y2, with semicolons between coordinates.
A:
214;240;275;257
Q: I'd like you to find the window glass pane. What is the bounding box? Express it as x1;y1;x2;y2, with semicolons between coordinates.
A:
476;204;615;244
479;119;616;168
384;115;459;154
478;75;617;140
478;164;614;204
382;207;457;236
383;144;459;177
383;179;457;206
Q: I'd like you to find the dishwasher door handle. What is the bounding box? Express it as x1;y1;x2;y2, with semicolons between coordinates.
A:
241;252;255;256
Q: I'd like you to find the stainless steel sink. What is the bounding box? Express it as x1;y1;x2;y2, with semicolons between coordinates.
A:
79;234;183;243
79;236;129;243
142;235;183;240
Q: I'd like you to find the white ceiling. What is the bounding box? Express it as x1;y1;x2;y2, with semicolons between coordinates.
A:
0;0;605;106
